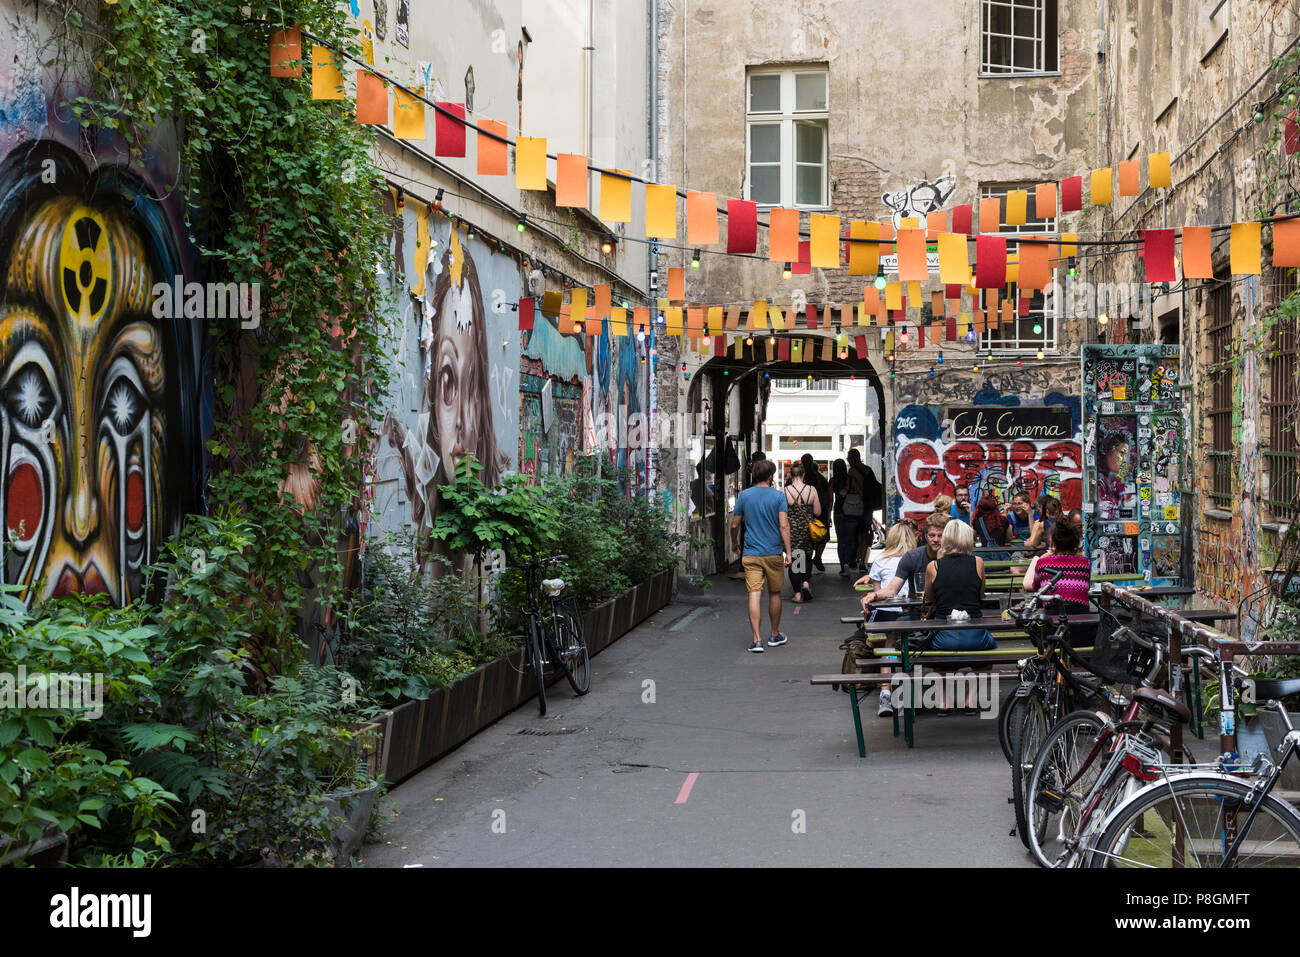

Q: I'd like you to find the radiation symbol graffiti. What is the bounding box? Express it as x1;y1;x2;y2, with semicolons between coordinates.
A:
58;209;111;324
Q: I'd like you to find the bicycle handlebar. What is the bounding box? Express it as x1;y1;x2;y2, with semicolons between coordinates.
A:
1011;569;1065;621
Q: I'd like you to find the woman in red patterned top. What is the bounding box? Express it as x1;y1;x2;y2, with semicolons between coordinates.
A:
1021;520;1091;611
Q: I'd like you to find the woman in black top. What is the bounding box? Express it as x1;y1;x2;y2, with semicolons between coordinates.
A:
923;519;996;651
830;458;864;576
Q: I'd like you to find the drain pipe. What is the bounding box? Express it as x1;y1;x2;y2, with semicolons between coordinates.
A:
647;0;659;498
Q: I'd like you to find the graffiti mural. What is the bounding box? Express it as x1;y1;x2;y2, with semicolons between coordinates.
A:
372;222;519;546
1082;344;1184;585
892;386;1082;523
0;142;199;604
881;175;955;229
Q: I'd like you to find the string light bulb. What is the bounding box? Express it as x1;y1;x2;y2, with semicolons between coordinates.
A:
601;239;613;255
1032;322;1043;335
745;335;754;346
1098;312;1109;326
874;274;887;290
516;215;526;232
782;263;792;280
1036;349;1045;360
900;329;909;344
691;249;701;268
966;330;976;342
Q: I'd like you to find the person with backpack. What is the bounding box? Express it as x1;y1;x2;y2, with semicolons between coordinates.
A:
831;458;864;576
801;453;832;572
846;449;882;567
784;462;822;603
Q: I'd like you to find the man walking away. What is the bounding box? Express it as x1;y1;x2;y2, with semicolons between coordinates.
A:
731;459;792;652
847;448;883;569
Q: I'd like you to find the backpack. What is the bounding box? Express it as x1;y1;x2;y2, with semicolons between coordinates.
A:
833;624;872;693
842;470;865;517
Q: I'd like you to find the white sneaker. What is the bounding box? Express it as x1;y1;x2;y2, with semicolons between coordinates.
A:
878;688;893;717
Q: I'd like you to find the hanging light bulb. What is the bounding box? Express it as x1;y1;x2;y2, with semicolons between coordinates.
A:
601;239;614;255
849;373;856;380
900;329;910;344
516;215;527;232
764;372;770;378
745;335;754;346
1037;349;1045;360
636;330;647;343
972;363;979;372
1098;312;1110;326
839;350;848;359
929;368;935;377
782;263;793;280
965;330;976;342
1032;322;1043;335
874;274;887;290
937;353;944;364
1016;359;1023;366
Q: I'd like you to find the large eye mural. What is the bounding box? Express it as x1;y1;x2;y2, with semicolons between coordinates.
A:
0;144;198;605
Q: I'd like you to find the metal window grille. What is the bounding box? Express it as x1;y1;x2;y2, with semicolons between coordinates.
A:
980;0;1058;74
773;378;839;392
1265;268;1300;518
1207;281;1234;507
978;184;1058;354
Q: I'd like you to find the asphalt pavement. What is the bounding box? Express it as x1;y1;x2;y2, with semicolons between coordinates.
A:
361;561;1034;867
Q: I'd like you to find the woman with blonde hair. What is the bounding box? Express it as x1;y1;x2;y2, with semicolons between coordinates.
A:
856;520;915;716
923;520;995;651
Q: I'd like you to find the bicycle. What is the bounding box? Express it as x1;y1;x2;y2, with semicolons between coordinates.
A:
1085;650;1300;868
515;554;590;716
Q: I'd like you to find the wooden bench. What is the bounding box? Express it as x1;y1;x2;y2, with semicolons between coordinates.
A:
814;608;1238;755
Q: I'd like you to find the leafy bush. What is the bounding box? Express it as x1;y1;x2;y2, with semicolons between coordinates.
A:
432;454;560;563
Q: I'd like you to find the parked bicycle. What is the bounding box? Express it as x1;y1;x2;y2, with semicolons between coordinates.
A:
515;554;590;716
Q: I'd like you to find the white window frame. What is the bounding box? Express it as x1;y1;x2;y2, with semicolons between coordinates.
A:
978;183;1059;355
745;68;829;209
979;0;1060;77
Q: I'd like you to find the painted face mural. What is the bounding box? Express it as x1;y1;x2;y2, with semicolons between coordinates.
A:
0;145;195;604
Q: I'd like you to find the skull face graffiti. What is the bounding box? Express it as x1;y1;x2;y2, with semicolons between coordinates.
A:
0;195;169;603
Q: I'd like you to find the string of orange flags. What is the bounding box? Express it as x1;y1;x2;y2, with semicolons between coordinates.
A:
268;25;1300;350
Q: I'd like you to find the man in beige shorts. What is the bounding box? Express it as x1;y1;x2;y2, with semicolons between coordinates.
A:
730;459;792;652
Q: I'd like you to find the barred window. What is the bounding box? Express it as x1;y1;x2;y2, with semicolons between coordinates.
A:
980;0;1059;75
1265;267;1300;519
1206;282;1234;508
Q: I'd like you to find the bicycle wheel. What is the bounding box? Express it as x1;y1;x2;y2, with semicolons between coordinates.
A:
1024;710;1110;867
556;605;590;695
529;617;548;716
1086;774;1300;868
1012;694;1048;848
998;686;1024;764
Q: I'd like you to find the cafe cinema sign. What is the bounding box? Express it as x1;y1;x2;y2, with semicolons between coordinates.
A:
947;406;1073;442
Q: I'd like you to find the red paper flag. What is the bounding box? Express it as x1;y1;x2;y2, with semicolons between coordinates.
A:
778;337;790;361
793;241;812;275
714;335;725;355
854;335;869;357
1061;176;1083;212
951;204;973;235
435;102;467;157
945;283;962;300
945;316;957;341
1143;229;1177;282
518;297;535;331
1018;293;1031;317
356;72;388;125
1286;110;1300;156
806;305;819;329
727;200;758;253
269;25;303;77
975;235;1007;288
917;324;926;348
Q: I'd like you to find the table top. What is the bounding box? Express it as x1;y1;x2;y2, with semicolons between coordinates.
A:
857;608;1237;634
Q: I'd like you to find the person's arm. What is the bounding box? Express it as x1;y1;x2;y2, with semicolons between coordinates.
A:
922;561;937;617
811;488;822;518
730;513;743;554
1025;520;1044;549
779;510;792;566
1021;555;1039;592
976;556;986;597
862;574;905;612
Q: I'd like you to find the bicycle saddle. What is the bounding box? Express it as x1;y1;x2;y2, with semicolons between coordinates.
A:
1132;686;1191;725
1244;677;1300;702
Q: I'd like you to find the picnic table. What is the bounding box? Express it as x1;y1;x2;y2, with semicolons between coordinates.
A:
813;606;1237;756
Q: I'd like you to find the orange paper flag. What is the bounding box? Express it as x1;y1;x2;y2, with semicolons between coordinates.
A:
1005;190;1028;226
393;88;425;140
667;267;685;301
270;26;303;77
599;169;632;223
1018;241;1050;290
931;291;945;317
556;154;589;209
725;304;741;330
645;184;677;238
516;137;547;191
896;228;928;280
1036;182;1057;219
687;308;705;336
356;71;388;125
1149;152;1172;189
769;208;800;263
926;210;947;239
1090;167;1112;205
633;307;651;333
937;233;968;284
1231;222;1262;275
810;214;841;268
311;46;345;100
592;284;611;317
1118;160;1140;197
687;192;719;245
979;197;1000;232
1273;218;1300;267
477;120;508;175
1181;226;1214;278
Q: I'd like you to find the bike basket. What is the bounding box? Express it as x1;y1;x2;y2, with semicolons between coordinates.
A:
1088;609;1158;684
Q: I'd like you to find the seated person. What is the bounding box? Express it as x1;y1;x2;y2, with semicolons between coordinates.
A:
1025;496;1063;550
1022;519;1092;611
855;521;915;624
923;520;995;651
972;493;1008;546
1002;493;1035;543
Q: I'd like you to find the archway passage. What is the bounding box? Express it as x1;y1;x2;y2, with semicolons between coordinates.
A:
682;334;888;574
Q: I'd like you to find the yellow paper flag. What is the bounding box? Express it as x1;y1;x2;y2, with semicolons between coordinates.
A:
1090;168;1112;205
516;137;547;191
768;304;786;330
1005;190;1028;226
1230;222;1262;275
666;306;683;335
937;233;968;284
646;184;678;239
810;213;841;268
411;206;430;296
1149;152;1172;189
611;307;628;337
1060;233;1078;258
707;306;723;335
311;46;345;100
393;89;425;140
907;280;922;307
750;300;768;330
885;282;902;311
600;169;632;223
849;221;880;276
571;288;588;328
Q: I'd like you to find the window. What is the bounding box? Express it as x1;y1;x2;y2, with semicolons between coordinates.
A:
746;68;828;207
1207;282;1234;508
981;0;1058;74
773;378;838;392
1266;267;1300;519
978;184;1058;354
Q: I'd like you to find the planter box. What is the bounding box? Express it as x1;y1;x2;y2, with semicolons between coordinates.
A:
383;570;675;785
325;781;380;863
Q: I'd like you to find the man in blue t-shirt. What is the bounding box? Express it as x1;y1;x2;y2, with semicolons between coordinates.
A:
730;459;792;653
949;485;972;525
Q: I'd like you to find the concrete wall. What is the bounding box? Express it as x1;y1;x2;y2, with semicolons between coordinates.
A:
1088;0;1300;635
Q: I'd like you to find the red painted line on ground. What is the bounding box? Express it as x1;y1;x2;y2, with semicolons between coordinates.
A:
674;772;699;804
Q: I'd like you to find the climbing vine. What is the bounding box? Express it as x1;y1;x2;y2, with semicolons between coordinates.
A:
64;0;392;674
